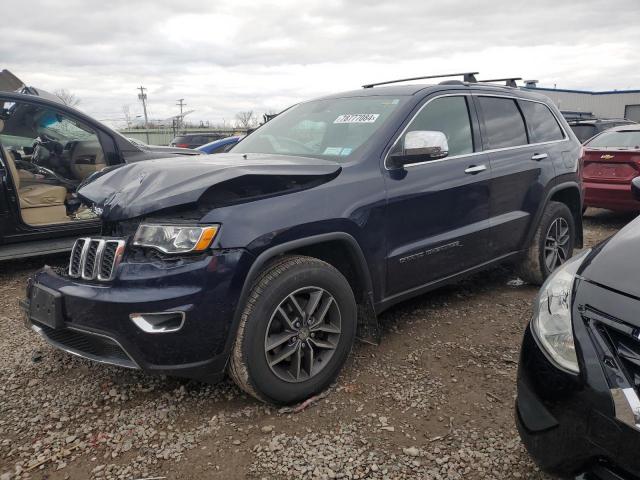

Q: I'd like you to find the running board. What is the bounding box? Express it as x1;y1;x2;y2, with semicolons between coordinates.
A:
0;237;76;261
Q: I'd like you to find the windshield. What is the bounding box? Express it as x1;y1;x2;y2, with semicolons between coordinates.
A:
587;130;640;149
37;111;94;141
232;96;407;160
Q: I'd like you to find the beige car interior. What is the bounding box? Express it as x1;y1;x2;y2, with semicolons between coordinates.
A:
69;139;106;180
0;107;106;226
1;145;68;225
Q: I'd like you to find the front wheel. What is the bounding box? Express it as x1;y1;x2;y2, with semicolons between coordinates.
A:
518;201;575;285
229;255;356;404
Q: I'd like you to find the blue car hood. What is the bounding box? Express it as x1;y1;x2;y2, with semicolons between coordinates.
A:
77;153;341;221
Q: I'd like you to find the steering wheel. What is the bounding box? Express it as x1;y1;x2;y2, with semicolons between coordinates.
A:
32;134;64;165
262;134;314;154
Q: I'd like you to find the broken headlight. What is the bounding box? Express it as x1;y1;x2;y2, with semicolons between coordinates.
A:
531;249;590;374
133;224;219;254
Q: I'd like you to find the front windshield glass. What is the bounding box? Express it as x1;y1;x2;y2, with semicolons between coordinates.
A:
232;96;407;160
37;111;94;142
587;130;640;149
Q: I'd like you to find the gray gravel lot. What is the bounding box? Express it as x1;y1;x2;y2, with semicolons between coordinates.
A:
0;209;634;480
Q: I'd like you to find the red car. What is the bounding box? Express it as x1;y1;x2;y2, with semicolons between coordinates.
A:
581;124;640;211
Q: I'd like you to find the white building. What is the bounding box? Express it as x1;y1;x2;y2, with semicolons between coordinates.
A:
522;82;640;122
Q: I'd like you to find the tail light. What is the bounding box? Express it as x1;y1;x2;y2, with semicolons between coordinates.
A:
176;143;189;148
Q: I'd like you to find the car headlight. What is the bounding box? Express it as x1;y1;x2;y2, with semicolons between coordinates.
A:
133;224;219;254
531;249;591;374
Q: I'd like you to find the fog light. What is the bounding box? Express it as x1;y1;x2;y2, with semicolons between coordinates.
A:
130;312;185;333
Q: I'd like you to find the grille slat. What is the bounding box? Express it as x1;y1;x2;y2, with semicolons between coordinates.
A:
68;238;86;277
82;240;100;279
99;242;118;279
68;237;125;282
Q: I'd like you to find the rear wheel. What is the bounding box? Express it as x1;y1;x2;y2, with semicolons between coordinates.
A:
229;255;356;404
518;201;575;285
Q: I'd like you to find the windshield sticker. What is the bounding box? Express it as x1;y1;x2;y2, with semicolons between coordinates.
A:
334;114;380;124
323;147;343;155
340;148;352;156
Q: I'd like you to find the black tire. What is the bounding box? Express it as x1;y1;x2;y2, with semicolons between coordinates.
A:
518;201;575;285
228;255;357;404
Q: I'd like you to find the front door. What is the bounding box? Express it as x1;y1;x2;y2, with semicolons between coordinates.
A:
0;151;12;240
383;94;492;297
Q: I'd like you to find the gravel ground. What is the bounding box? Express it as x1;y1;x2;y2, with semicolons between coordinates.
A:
0;208;634;480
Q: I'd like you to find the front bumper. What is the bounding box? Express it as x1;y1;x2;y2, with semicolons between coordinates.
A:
23;248;254;383
517;279;640;479
584;181;640;211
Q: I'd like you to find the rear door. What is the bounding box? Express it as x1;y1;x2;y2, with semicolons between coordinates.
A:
383;93;492;297
475;95;564;258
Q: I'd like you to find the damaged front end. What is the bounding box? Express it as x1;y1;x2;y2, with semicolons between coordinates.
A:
77;153;341;223
72;153;343;273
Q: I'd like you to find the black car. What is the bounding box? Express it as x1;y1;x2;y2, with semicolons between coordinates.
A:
22;72;583;405
169;133;228;149
0;70;201;260
566;116;637;143
517;178;640;479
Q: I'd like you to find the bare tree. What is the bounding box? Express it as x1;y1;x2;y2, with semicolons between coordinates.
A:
53;89;81;107
235;111;257;129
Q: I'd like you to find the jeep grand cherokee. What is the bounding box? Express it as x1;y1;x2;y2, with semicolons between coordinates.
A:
22;73;583;404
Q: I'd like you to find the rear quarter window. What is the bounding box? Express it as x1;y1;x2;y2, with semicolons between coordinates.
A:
520;101;564;143
478;96;528;149
570;125;596;143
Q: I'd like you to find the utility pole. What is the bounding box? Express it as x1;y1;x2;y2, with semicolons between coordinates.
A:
176;98;186;130
138;86;149;144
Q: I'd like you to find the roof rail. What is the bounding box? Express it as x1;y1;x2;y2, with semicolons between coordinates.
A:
477;77;522;88
362;72;479;89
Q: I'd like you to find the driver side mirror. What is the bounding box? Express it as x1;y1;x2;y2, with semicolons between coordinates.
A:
388;130;449;169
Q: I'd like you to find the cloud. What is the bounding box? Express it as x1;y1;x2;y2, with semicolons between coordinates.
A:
2;0;639;127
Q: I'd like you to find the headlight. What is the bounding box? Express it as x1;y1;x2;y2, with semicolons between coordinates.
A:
531;249;590;374
133;224;219;254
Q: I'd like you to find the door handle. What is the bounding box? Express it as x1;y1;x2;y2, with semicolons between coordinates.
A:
531;153;548;161
464;164;487;174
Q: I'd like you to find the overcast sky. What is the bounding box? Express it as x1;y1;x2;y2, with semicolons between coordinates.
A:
3;0;639;128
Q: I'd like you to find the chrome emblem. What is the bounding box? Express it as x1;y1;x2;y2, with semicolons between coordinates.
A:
601;154;615;160
90;205;104;217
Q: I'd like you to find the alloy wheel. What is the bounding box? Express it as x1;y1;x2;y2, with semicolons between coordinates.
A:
264;286;341;383
544;217;571;271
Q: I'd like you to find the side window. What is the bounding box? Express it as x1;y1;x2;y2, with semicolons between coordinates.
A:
570;124;596;143
403;96;474;157
0;99;106;226
520;101;564;143
478;97;528;149
0;100;106;183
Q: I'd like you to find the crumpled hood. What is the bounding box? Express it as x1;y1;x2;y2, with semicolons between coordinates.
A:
77;153;341;221
580;215;640;299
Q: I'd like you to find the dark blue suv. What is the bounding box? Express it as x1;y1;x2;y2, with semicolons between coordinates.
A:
23;74;583;404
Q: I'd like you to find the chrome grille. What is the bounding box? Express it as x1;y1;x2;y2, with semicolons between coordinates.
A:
82;240;100;279
68;237;126;281
68;238;86;276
